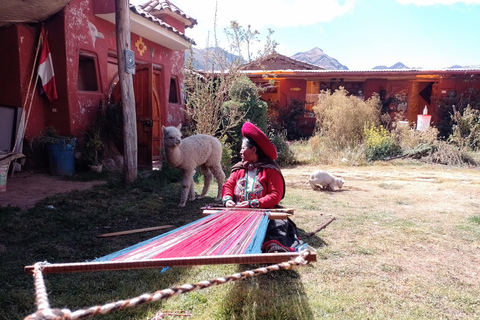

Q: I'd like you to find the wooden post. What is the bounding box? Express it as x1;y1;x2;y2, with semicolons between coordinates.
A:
115;0;137;184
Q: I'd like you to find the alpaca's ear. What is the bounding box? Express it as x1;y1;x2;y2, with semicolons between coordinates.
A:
162;126;166;133
176;123;182;130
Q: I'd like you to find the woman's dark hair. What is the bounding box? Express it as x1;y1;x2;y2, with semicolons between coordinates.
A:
242;137;268;160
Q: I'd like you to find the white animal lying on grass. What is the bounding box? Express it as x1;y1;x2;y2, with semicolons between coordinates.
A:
163;124;225;207
308;170;345;191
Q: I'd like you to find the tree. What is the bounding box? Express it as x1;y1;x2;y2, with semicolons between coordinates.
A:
183;4;277;138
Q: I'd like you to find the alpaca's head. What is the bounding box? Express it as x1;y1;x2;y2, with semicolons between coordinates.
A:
162;125;182;148
336;178;345;189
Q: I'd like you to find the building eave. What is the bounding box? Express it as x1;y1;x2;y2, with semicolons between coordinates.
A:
95;8;194;51
241;68;480;81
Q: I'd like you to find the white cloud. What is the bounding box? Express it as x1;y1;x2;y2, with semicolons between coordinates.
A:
213;0;356;28
162;0;355;47
397;0;480;5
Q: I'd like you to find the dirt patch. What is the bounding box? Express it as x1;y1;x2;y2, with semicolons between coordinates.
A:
0;171;106;210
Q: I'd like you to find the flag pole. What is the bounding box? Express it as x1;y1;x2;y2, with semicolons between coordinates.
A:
12;28;44;153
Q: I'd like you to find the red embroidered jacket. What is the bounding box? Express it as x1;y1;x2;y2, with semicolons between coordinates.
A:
222;168;284;208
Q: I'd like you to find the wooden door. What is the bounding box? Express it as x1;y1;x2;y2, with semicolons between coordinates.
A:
134;64;162;169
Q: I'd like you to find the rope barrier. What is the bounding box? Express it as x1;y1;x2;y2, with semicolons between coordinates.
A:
24;250;312;320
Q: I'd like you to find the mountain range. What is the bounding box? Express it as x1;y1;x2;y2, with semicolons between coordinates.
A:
292;47;478;70
291;47;414;70
291;47;349;70
187;46;477;71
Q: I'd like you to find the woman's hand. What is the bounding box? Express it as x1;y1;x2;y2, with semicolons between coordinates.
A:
225;200;236;207
235;201;250;208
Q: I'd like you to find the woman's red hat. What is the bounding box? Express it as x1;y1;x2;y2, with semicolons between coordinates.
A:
241;122;277;160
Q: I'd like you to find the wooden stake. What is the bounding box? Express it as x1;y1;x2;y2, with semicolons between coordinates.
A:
305;216;336;237
97;225;175;238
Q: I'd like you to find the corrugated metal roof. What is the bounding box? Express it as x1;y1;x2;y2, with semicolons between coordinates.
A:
240;67;480;75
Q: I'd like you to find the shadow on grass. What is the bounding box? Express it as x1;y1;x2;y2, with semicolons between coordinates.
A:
0;169;214;319
220;266;315;320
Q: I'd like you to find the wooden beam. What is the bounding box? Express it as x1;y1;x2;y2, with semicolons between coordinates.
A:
202;209;292;220
97;225;175;237
115;0;137;184
24;252;316;275
201;207;295;214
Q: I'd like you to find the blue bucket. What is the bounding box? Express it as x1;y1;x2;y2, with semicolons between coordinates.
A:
47;138;76;176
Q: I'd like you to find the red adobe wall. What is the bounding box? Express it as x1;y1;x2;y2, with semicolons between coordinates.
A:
0;0;188;144
278;78;307;106
0;25;51;139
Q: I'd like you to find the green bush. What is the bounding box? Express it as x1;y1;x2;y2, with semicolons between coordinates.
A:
449;104;480;151
364;125;401;161
219;135;233;173
268;98;309;140
223;75;268;161
270;130;296;166
436;88;480;139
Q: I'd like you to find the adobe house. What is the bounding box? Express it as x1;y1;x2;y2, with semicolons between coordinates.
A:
0;0;196;171
242;54;480;137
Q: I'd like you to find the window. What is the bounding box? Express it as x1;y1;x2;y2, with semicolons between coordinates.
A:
169;77;179;103
78;54;99;91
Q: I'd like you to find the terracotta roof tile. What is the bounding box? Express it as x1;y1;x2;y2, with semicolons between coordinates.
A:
136;0;197;28
130;4;196;45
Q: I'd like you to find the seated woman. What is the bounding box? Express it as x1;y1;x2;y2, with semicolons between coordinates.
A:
222;122;303;253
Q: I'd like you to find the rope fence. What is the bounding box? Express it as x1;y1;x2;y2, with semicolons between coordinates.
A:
24;250;313;320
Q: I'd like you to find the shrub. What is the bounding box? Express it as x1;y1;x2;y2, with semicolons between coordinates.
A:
395;124;439;151
295;135;366;165
449;104;480;151
436;88;480;139
270;130;296;166
364;125;401;161
223;75;268;162
313;87;381;150
421;141;477;166
219;135;233;173
269;98;310;140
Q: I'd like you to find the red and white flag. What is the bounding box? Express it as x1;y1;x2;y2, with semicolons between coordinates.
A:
38;26;57;102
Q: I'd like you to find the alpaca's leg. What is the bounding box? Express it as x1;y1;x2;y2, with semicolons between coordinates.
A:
199;165;212;199
180;169;195;207
188;172;195;201
327;182;335;191
210;164;226;201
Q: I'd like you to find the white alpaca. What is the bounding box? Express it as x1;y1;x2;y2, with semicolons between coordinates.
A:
162;124;225;207
308;170;345;191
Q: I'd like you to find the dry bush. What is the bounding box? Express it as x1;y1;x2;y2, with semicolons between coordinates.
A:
394;125;439;150
291;135;366;165
421;140;476;166
313;87;381;150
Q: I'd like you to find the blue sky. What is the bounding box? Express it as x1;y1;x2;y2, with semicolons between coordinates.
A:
132;0;480;70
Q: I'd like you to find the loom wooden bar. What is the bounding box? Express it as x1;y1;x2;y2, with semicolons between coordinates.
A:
202;210;292;219
97;225;175;237
24;252;316;275
201;207;295;214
